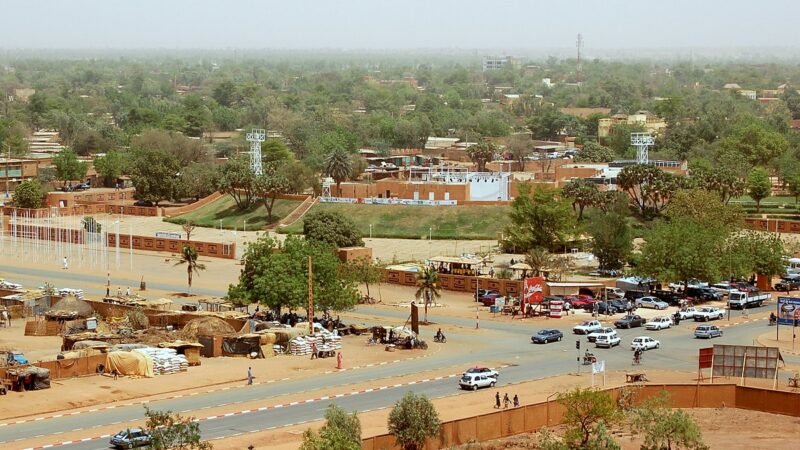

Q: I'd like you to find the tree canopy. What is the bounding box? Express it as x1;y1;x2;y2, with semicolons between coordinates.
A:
303;210;364;248
504;184;574;253
387;392;441;450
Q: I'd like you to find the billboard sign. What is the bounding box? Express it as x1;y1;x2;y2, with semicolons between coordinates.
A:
698;347;713;369
524;277;544;304
711;344;781;379
777;296;800;326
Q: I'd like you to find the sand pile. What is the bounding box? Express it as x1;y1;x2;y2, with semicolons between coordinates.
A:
180;316;236;339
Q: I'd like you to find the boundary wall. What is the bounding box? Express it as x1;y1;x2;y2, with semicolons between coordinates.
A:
362;383;799;450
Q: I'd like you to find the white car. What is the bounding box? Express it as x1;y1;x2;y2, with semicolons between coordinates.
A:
677;307;699;320
573;320;603;335
645;316;673;330
595;334;621;348
463;367;499;379
459;373;497;390
636;296;669;310
693;307;725;321
587;327;617;343
631;336;660;351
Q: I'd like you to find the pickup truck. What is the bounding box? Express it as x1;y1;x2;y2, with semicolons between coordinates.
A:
677;307;699;320
693;307;725;321
727;290;770;309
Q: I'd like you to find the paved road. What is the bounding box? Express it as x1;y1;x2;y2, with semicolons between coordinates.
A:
5;316;786;449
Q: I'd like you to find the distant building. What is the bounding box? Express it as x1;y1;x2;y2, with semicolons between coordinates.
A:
425;137;460;150
542;78;553;88
0;157;40;197
559;107;611;119
26;130;64;154
738;89;757;100
723;83;742;90
8;88;35;102
597;111;667;138
483;56;515;71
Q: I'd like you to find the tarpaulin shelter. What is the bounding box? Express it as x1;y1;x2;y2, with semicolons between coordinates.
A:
5;366;51;391
105;351;155;378
222;334;264;358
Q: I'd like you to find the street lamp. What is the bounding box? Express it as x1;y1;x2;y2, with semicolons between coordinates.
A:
369;224;373;239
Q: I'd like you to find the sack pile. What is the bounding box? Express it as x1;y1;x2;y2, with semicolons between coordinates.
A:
287;330;342;356
134;347;188;375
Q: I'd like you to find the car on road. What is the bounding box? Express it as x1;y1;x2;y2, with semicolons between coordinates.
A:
635;296;669;310
532;329;564;344
572;320;603;335
693;307;725;321
459;373;497;390
110;428;152;449
694;325;723;339
614;314;646;329
631;336;660;351
463;367;499;379
645;316;673;330
587;327;617;343
595;333;621;348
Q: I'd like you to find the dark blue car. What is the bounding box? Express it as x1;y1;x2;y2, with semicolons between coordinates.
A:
531;329;563;344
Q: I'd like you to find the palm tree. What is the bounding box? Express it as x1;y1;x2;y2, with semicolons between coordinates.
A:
525;247;552;278
466;140;496;172
174;244;206;294
415;266;441;324
324;148;352;191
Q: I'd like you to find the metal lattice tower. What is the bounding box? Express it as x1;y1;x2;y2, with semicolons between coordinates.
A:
631;132;654;165
321;177;334;198
246;129;266;175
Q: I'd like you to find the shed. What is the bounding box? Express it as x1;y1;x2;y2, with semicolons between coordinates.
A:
546;281;605;296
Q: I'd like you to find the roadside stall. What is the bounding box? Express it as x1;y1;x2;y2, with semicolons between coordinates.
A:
428;256;482;276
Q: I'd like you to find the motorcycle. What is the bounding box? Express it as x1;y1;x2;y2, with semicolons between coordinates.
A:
433;335;447;343
633;352;642;365
582;353;597;365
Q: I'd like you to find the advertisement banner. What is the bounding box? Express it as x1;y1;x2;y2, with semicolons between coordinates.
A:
319;197;458;206
777;297;800;326
524;277;545;303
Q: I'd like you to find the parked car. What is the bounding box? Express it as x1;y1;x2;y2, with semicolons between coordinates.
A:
583;301;619;314
631;336;660;351
694;325;723;339
775;278;800;291
624;290;649;302
710;283;733;296
595;333;621;348
677;307;699;320
573;320;603;335
566;295;595;309
614;314;646;329
645;316;673;330
685;287;722;302
72;181;91;191
532;329;564;344
459;373;497;390
693;307;725;321
133;199;154;207
480;294;505;307
463;367;499;379
110;428;152;449
650;289;682;306
601;287;625;299
609;299;628;311
587;327;618;343
635;296;669;310
669;280;708;291
3;351;28;365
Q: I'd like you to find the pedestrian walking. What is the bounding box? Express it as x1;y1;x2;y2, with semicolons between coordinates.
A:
62;256;68;270
495;392;501;409
503;393;510;409
247;367;253;385
311;341;318;359
116;287;122;297
513;394;519;407
125;286;131;296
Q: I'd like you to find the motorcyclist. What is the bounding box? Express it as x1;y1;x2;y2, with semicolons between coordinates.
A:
435;328;445;342
584;350;595;364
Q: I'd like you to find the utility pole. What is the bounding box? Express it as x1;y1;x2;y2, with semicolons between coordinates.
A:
576;33;584;86
308;256;314;335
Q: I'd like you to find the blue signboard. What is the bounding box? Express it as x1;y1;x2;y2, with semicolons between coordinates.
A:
777;297;800;326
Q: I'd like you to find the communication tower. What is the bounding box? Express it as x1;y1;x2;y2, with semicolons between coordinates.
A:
246;129;265;175
631;133;654;165
321;177;334;198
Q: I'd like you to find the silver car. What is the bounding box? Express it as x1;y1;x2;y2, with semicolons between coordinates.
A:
694;325;723;339
459;373;497;390
635;296;669;310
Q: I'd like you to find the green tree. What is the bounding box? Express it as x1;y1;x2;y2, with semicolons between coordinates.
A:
261;139;294;164
300;404;362;450
143;406;212;450
254;162;291;222
727;231;785;280
81;216;102;234
664;189;743;231
387;392;441;450
691;166;746;205
525;247;553;277
562;179;599;220
303;210;364;248
746;167;772;213
629;392;707;450
129;148;181;206
415;266;441;323
787;173;800;204
211;80;238;107
94;150;129;187
324;148;352;190
574;141;614;163
557;387;621;449
343;257;383;300
505;134;531;170
587;211;632;272
228;235;359;313
720;122;788;167
466;140;496;172
216;155;256;210
178;162;219;202
617;164;683;219
53;148;88;186
504;184;574;253
13;180;45;209
174;244;206;294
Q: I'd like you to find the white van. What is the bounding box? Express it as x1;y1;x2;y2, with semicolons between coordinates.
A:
786;258;800;275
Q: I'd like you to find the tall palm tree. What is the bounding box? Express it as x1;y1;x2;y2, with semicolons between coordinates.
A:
174;244;206;294
525;247;552;278
324;148;352;191
415;266;441;323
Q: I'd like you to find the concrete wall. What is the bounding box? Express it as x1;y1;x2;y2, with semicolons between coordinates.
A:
333;180;470;203
46;188;136;208
747;218;800;234
383;269;523;297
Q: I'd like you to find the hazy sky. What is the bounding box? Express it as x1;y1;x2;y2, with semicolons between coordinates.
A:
2;0;798;50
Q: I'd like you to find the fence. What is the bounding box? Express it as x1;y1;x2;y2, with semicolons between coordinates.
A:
746;218;800;234
361;383;798;450
382;269;523;297
0;354;107;381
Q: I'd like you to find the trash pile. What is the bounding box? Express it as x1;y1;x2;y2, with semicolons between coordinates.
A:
134;347;189;375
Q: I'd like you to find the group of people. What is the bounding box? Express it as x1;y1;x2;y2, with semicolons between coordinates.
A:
494;392;519;409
